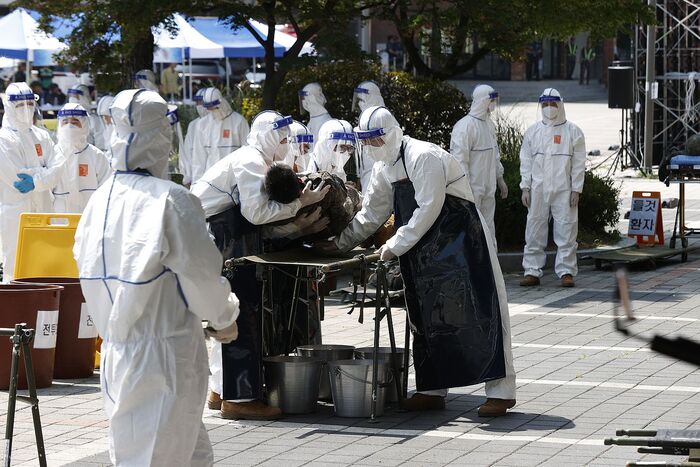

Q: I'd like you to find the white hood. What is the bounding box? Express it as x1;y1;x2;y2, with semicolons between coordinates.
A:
135;69;159;92
469;84;496;120
1;82;36;131
356;106;403;163
97;95;114;117
299;82;328;116
57;103;90;153
354;81;385;112
109;89;172;179
202;87;232;121
246;110;293;165
539;88;567;126
68;84;92;110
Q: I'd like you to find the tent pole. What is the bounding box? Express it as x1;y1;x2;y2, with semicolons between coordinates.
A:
189;55;193;101
226;57;230;94
181;47;186;102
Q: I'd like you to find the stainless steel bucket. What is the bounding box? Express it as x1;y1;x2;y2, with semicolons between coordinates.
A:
353;347;406;403
296;344;355;400
328;359;391;418
263;355;322;414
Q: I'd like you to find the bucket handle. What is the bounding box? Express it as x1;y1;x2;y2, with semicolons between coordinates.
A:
333;366;394;388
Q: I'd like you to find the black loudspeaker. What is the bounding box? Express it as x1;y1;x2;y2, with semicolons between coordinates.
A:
608;66;634;109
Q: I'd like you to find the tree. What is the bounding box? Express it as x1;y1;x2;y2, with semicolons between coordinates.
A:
208;0;388;109
19;0;198;90
380;0;654;79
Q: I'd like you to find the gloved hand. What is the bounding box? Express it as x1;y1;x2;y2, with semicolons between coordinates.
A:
376;244;397;261
521;189;531;208
299;180;330;207
314;239;341;255
13;173;35;194
497;177;508;199
205;321;238;344
570;191;580;208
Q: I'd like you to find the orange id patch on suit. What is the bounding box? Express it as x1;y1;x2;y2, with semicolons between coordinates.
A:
223;129;231;138
35;144;43;157
79;164;88;177
553;135;561;144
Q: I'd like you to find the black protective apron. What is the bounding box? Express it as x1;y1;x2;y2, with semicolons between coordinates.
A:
208;205;263;401
392;146;506;391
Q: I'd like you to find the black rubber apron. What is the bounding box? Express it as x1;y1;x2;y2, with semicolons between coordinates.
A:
208;205;263;401
392;145;506;391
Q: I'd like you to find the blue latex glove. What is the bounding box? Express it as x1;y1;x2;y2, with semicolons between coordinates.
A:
13;173;35;194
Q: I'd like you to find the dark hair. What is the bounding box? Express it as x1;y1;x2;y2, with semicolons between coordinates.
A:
265;164;302;204
30;81;42;88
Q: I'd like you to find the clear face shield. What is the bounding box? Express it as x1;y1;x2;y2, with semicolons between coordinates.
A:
328;131;357;158
9;93;37;124
298;90;309;115
294;133;314;158
487;91;500;114
271;115;293;162
538;94;561;121
352;87;370;113
193;94;206;118
67;87;84;104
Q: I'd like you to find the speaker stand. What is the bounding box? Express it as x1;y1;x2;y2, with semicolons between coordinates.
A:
593;108;645;177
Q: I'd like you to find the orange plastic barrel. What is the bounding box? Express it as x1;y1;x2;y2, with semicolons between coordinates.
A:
0;284;62;389
13;278;96;379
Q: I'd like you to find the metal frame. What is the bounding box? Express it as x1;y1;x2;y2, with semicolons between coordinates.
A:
633;0;700;167
1;323;46;467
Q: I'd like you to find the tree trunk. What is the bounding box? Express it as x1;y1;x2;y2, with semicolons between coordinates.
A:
122;29;155;88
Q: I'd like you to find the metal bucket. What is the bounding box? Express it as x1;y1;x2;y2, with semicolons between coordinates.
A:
354;347;406;403
263;355;322;414
328;359;391;418
296;344;355;400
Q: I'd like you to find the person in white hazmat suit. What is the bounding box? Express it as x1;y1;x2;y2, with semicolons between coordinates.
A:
316;106;517;417
95;95;115;152
306;119;356;181
298;82;332;140
284;120;313;172
450;84;508;249
190;88;250;183
352;81;386;192
519;88;586;288
180;88;207;186
0;82;65;282
67;83;101;146
134;69;159;92
73;89;240;466
51;103;112;213
191;110;329;421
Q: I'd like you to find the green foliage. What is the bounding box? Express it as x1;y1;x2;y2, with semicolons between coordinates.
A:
276;60;468;150
493;117;620;249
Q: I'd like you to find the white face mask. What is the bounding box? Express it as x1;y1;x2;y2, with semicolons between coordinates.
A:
59;123;88;151
542;106;559;120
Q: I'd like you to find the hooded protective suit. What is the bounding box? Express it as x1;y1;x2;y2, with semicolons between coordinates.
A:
95;95;115;152
191;111;300;401
352;81;386;192
520;88;586;278
180;88;207;185
68;84;101;146
450;84;505;248
51;104;112;213
336;106;516;400
134;69;159;92
284;120;313;172
73;89;239;466
190;88;250;183
306;119;355;181
299;82;332;140
0;83;64;282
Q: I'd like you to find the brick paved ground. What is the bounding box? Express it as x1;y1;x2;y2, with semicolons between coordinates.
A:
1;97;699;466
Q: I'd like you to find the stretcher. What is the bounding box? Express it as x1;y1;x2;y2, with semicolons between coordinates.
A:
225;248;409;421
591;244;697;269
665;155;700;254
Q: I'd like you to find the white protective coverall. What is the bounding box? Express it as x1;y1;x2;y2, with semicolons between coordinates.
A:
95;95;115;152
191;111;302;397
67;84;101;146
520;88;586;278
180;88;207;185
299;82;332;140
51;103;112;213
450;84;506;248
190;88;250;183
284;120;313;172
73;89;239;466
352;81;386;192
0;83;64;282
336;106;516;400
306;119;355;181
134;69;159;92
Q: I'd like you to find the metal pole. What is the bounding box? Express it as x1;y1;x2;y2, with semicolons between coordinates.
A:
643;0;656;170
226;57;230;94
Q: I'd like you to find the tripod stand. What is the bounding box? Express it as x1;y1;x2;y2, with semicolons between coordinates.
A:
593;108;645;177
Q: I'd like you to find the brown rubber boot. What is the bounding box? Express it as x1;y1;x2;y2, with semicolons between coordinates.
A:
400;393;446;411
560;274;575;287
207;391;222;410
220;400;282;421
477;398;516;417
519;275;540;287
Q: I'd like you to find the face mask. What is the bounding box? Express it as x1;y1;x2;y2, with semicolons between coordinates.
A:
59;123;88;151
196;105;207;118
542;106;559;120
488;101;496;113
